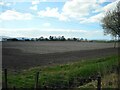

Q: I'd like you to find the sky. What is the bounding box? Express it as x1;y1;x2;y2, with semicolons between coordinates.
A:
0;0;119;40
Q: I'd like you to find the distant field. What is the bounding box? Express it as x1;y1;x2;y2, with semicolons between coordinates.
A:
2;41;118;70
2;41;116;54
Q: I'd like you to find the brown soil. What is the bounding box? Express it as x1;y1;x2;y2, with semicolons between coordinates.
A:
2;47;118;71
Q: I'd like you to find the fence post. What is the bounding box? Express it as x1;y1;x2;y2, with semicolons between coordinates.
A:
97;75;101;90
4;69;8;89
35;72;39;90
13;86;16;90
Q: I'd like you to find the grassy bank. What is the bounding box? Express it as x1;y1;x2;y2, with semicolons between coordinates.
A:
4;55;119;88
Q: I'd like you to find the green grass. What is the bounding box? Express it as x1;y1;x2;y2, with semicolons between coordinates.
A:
3;55;119;88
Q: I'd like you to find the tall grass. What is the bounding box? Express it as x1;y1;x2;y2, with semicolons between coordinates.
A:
5;55;118;88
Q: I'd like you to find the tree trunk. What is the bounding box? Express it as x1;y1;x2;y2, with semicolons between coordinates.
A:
114;36;117;48
118;35;120;89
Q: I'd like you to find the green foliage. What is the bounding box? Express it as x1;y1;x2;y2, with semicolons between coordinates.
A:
5;55;118;88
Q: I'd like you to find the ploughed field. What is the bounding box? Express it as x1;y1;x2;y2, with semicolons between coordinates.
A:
2;41;118;70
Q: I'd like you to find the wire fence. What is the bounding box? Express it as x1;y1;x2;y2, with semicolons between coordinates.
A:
2;69;102;90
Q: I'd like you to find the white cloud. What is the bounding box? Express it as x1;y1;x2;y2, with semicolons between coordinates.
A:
102;0;119;12
59;13;68;21
30;5;38;11
93;0;119;13
79;0;119;23
98;0;107;3
80;13;104;23
83;0;119;23
42;0;47;2
37;0;119;23
60;0;107;21
61;0;93;18
31;0;58;3
38;7;60;18
31;0;40;5
37;0;104;22
0;2;12;6
88;13;104;23
0;2;4;5
43;23;51;27
1;0;118;23
37;7;69;21
6;3;11;6
0;28;95;34
0;10;33;20
0;28;110;39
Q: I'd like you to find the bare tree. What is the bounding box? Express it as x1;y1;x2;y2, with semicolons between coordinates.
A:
101;2;120;88
101;1;120;48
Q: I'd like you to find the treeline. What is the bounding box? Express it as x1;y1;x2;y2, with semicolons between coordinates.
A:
3;36;88;42
31;36;87;41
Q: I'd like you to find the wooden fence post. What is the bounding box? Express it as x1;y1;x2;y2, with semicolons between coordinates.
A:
4;69;8;89
13;86;16;90
97;75;101;90
35;72;39;90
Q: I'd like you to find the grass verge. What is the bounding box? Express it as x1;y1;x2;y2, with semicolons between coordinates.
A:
3;55;119;88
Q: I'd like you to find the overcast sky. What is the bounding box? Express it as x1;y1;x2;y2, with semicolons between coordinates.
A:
0;0;119;40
